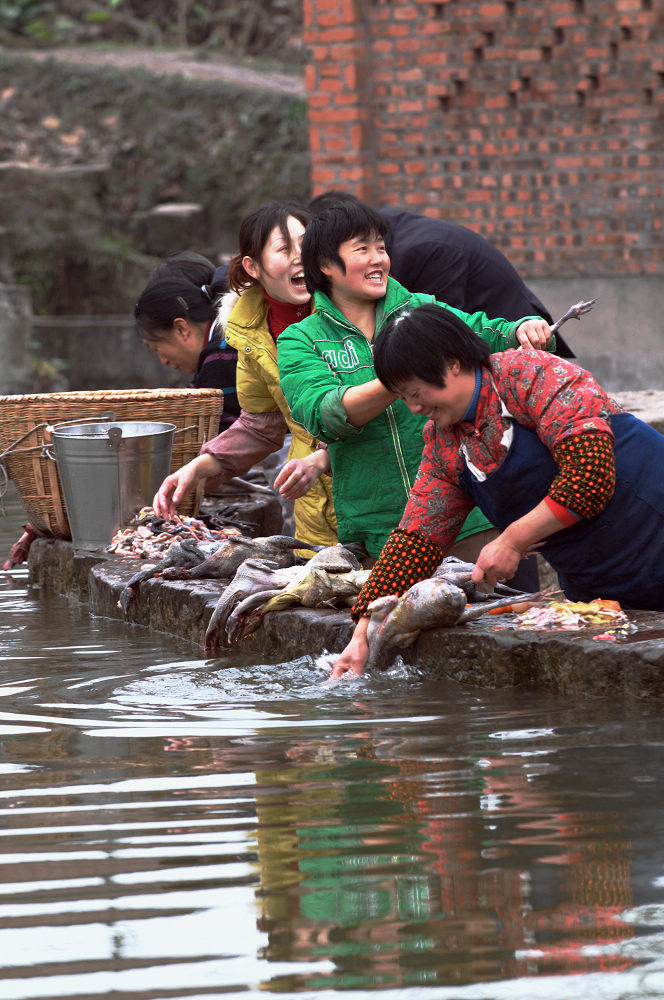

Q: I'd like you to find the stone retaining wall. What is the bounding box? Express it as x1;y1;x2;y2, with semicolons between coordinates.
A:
27;537;664;703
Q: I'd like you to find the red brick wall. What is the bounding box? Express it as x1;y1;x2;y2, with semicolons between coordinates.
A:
304;0;664;277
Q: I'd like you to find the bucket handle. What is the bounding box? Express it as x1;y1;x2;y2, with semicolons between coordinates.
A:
3;418;200;476
23;413;120;462
1;413;119;463
107;425;123;450
48;412;117;433
0;422;64;498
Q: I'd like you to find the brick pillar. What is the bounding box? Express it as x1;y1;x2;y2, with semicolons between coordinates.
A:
304;0;377;201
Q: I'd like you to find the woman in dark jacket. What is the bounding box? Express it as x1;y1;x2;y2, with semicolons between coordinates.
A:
135;253;240;430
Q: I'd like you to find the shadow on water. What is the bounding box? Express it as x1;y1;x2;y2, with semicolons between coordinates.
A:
1;482;664;998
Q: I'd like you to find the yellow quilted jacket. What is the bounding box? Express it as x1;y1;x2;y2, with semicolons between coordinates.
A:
223;285;337;548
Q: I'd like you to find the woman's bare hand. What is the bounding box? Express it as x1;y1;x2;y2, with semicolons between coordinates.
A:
329;618;370;680
515;318;552;349
273;449;330;501
152;454;221;520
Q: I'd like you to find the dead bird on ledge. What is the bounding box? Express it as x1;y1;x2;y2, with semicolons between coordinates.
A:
118;532;321;614
205;544;368;653
158;533;320;582
204;556;302;653
364;557;553;672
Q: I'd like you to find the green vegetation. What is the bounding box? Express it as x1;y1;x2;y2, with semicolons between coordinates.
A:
0;0;304;61
0;53;310;314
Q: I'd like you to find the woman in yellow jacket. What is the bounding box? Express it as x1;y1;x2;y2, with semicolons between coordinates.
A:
153;201;337;549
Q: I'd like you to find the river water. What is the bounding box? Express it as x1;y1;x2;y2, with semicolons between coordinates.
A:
1;485;664;999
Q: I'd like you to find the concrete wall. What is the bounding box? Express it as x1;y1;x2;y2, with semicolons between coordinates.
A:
0;229;31;394
0;284;31;394
530;274;664;392
29;316;186;392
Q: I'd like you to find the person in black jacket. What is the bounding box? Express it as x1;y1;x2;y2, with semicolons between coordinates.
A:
309;192;573;358
135;252;240;431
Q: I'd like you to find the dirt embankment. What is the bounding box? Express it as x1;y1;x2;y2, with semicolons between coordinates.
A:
0;46;309;315
16;46;305;95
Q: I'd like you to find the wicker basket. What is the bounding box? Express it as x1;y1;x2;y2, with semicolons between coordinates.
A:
0;388;223;537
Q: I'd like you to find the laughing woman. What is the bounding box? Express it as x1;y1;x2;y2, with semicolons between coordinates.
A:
330;304;664;678
152;201;337;549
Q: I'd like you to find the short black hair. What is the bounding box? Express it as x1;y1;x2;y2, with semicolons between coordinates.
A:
308;189;362;214
302;200;389;296
374;303;491;390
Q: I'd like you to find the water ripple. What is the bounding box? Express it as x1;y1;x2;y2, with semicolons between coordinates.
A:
2;485;664;997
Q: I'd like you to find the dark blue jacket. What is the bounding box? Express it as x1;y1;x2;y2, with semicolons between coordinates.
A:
383;209;573;357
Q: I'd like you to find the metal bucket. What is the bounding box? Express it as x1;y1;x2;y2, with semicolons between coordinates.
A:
51;420;175;550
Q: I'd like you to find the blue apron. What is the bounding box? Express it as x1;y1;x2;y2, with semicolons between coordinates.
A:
458;411;664;610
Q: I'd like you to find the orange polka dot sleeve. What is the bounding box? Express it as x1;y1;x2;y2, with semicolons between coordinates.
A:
547;431;615;519
351;528;444;622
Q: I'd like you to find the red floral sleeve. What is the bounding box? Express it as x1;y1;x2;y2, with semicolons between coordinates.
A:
399;422;475;549
493;351;621;449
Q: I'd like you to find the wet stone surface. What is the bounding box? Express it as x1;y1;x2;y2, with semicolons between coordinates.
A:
27;537;664;703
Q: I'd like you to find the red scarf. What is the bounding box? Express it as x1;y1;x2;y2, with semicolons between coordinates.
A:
263;290;311;340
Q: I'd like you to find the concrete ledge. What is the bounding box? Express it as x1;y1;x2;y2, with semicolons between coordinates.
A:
414;622;664;701
613;391;664;435
28;538;664;702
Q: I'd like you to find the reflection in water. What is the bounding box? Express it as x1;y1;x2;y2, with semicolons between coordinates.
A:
1;483;664;998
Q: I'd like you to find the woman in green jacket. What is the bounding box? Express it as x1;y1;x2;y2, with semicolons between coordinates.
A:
277;200;555;559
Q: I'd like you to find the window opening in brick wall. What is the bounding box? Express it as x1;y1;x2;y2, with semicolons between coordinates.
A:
621;25;632;41
644;88;653;105
432;4;445;18
541;45;552;61
554;27;564;44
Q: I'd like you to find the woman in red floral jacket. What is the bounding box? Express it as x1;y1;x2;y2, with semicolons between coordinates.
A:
332;303;664;678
